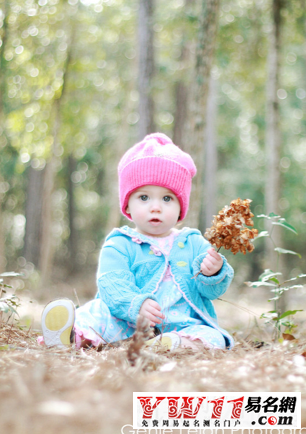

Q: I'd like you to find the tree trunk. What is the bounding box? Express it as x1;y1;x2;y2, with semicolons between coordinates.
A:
39;24;75;285
24;166;45;267
0;196;5;273
173;79;188;150
173;0;195;150
265;0;286;314
265;0;283;272
0;0;10;273
39;101;61;283
184;0;220;228
67;155;77;270
173;43;189;150
199;74;218;234
138;0;155;139
103;164;121;236
104;82;135;235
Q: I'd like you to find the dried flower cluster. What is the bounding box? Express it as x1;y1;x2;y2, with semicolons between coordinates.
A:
204;198;258;255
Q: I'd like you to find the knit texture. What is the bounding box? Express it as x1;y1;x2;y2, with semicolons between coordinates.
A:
94;226;235;349
118;133;196;221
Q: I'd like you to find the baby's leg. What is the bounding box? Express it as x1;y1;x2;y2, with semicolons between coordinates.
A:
40;298;135;348
177;325;226;351
145;325;226;352
78;337;92;349
74;298;135;347
180;336;207;350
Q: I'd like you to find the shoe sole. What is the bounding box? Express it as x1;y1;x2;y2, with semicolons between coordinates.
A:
41;299;75;347
145;333;181;351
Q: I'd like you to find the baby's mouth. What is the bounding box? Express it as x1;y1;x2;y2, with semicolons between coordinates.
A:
149;218;161;223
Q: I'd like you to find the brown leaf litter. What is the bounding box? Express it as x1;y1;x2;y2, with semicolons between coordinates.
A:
1;321;306;434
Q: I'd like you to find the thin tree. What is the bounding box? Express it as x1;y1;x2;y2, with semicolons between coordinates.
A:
265;0;283;271
173;0;196;149
0;0;10;273
199;73;218;234
24;165;45;267
265;0;288;315
103;89;135;235
173;54;189;149
138;0;155;139
184;0;220;228
67;155;77;270
39;22;76;284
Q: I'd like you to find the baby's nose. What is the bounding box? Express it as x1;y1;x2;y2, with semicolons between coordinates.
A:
150;200;162;211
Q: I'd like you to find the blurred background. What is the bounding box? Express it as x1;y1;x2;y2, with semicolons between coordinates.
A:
0;0;305;314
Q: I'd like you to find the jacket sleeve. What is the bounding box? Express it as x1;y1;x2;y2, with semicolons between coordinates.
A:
96;239;158;324
191;235;234;300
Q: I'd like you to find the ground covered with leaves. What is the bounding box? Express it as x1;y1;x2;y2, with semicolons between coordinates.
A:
1;312;306;434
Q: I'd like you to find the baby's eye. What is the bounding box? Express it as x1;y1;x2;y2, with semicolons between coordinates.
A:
163;196;172;202
140;195;148;201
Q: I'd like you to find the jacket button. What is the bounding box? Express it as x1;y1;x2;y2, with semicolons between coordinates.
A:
178;242;184;248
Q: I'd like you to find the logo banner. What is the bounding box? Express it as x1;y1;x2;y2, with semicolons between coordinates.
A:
133;392;301;429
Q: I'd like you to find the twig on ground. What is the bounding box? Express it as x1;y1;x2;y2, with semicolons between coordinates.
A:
88;326;114;348
104;328;123;350
6;323;14;344
73;288;81;309
127;315;152;366
217;298;260;317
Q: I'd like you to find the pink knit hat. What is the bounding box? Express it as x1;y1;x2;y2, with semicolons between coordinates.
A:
118;133;197;221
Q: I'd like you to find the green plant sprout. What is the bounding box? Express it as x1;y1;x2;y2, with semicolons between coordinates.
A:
0;272;22;322
245;212;306;341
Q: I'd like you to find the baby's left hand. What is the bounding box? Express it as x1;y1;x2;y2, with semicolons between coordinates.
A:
200;248;223;276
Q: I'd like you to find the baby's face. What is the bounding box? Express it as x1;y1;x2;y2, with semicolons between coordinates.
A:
126;185;181;237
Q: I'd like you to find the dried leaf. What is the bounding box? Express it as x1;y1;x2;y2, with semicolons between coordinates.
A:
204;198;258;255
282;333;296;341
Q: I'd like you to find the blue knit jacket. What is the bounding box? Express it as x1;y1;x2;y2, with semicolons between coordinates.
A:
96;226;235;348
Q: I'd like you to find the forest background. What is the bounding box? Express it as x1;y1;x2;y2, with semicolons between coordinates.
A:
0;0;306;313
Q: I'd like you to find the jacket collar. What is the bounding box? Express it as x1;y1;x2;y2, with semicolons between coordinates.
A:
106;225;201;248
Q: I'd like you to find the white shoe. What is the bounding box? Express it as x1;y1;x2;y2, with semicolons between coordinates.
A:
41;299;75;347
145;332;181;351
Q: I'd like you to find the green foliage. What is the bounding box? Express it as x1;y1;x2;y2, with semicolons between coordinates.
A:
0;272;22;319
246;214;306;340
258;213;298;235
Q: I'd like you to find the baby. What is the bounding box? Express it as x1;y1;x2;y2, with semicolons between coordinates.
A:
41;133;234;351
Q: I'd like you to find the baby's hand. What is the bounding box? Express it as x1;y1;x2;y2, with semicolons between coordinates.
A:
139;299;165;327
200;247;223;276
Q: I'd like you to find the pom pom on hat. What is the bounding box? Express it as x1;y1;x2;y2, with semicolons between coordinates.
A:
118;133;196;221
